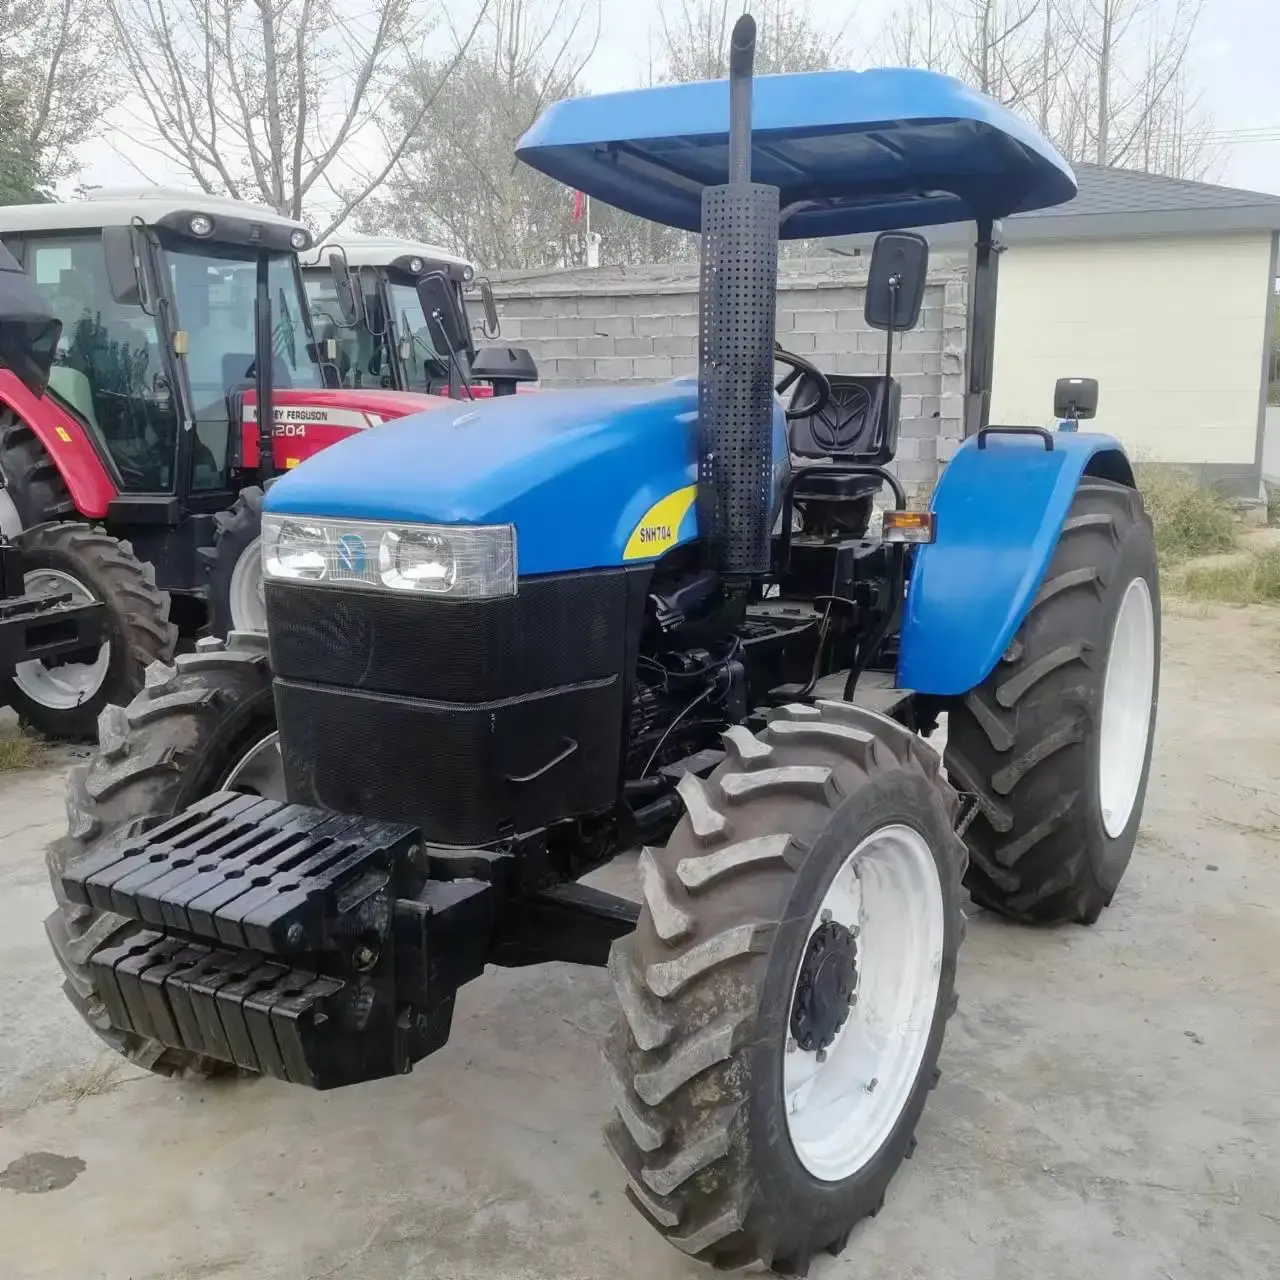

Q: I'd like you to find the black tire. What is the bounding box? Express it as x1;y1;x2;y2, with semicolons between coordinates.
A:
4;523;178;740
0;409;77;526
44;631;278;1077
603;701;966;1272
944;478;1160;925
199;485;265;637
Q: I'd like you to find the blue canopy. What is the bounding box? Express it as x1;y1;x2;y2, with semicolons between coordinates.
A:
517;68;1077;239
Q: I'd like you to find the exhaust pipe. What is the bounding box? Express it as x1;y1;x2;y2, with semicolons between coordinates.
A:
696;12;779;579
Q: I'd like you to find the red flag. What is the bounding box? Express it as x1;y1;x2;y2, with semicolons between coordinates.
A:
571;190;585;223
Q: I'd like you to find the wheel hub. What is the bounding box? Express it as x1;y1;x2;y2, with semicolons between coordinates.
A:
789;920;858;1053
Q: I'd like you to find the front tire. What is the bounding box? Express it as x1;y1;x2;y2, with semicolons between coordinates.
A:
944;478;1160;924
603;701;966;1271
5;523;177;740
44;632;281;1075
200;485;265;635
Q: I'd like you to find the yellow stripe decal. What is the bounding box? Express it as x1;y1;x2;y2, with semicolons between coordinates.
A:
623;485;697;560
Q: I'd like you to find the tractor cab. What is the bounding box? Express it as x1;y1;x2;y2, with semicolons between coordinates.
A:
302;235;537;398
0;190;330;501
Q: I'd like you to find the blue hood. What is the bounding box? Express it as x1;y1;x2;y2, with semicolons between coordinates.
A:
264;380;789;575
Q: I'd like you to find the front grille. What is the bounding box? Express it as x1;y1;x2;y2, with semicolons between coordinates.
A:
266;569;630;702
268;567;650;846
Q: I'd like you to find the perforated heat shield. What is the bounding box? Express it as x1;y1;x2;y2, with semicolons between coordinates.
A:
697;181;780;576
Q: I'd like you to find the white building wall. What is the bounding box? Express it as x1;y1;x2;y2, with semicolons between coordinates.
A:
989;232;1272;467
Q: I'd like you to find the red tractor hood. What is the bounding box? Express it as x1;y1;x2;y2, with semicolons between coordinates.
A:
240;387;456;470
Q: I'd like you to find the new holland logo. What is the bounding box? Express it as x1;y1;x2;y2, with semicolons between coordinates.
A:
336;533;366;575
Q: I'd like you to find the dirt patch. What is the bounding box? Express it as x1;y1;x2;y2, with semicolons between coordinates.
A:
0;1152;85;1194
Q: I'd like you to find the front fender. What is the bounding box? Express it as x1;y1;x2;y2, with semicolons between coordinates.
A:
897;430;1132;696
0;371;116;519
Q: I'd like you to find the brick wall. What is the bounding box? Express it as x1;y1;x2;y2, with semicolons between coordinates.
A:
489;255;970;495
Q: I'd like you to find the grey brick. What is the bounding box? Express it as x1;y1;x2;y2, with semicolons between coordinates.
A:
857;329;888;353
792;309;836;332
919;395;941;419
519;316;559;338
578;295;617;317
836;310;869;332
898;373;941;397
886;351;926;375
895;459;936;485
673;313;699;336
555;316;601;338
899;394;923;420
900;415;935;439
536;338;580;360
576;335;613;357
633;314;673;337
830;351;881;376
497;296;539;319
632;355;674;381
593;314;633;338
654;334;694;358
901;328;942;353
553;357;596;382
895;436;923;462
671;356;698;377
781;330;816;354
541;296;578;317
498;318;522;341
594;356;633;379
615;335;654;357
936;435;963;462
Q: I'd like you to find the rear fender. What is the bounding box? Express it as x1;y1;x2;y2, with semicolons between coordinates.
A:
897;430;1133;696
0;370;115;519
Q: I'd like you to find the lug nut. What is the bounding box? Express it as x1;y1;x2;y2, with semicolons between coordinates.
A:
286;923;305;947
816;1048;827;1064
865;1077;879;1093
820;909;832;923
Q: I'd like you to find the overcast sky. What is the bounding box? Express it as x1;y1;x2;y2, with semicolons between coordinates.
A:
75;0;1280;206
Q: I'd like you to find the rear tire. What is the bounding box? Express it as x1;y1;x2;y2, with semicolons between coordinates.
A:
603;701;966;1271
199;485;265;635
0;410;77;528
44;632;280;1076
944;479;1160;924
5;523;177;740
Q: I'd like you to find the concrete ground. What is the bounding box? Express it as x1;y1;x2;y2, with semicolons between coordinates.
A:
1;605;1278;1280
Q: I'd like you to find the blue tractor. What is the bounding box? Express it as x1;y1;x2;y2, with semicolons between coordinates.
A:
47;17;1160;1271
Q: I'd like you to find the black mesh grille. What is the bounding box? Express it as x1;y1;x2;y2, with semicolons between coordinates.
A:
697;181;779;576
266;569;629;702
266;566;644;846
275;675;623;846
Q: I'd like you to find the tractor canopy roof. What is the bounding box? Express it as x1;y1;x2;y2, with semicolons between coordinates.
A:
517;68;1076;239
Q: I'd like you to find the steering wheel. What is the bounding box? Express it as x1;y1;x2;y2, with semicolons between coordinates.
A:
775;344;832;421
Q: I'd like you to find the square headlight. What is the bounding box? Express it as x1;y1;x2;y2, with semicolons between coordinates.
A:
261;515;517;599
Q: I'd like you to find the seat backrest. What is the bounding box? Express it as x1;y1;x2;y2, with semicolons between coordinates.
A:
787;374;900;466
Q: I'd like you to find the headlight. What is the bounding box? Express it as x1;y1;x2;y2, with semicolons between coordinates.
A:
261;515;516;598
290;228;310;250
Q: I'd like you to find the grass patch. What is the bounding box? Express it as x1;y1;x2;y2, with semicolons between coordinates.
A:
1176;548;1280;605
1134;462;1239;566
0;722;45;772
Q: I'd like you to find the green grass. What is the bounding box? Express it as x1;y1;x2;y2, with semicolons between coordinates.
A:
0;721;45;772
1134;462;1239;566
1176;547;1280;605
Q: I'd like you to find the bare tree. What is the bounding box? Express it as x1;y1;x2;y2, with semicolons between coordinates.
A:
0;0;113;201
655;0;846;81
363;0;613;269
885;0;954;72
948;0;1044;107
103;0;487;238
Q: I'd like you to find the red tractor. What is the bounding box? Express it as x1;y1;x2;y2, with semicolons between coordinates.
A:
301;235;536;400
0;191;511;740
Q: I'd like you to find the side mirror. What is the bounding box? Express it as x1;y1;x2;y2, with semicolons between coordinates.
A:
102;226;143;306
1054;376;1098;421
865;231;929;332
416;272;471;357
478;278;500;337
327;252;361;327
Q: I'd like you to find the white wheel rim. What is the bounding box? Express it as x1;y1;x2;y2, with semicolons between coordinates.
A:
228;537;266;632
222;731;284;798
12;569;111;710
784;823;945;1182
1098;576;1156;838
224;737;286;793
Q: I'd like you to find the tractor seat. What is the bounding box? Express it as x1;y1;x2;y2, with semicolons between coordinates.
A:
792;469;883;503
